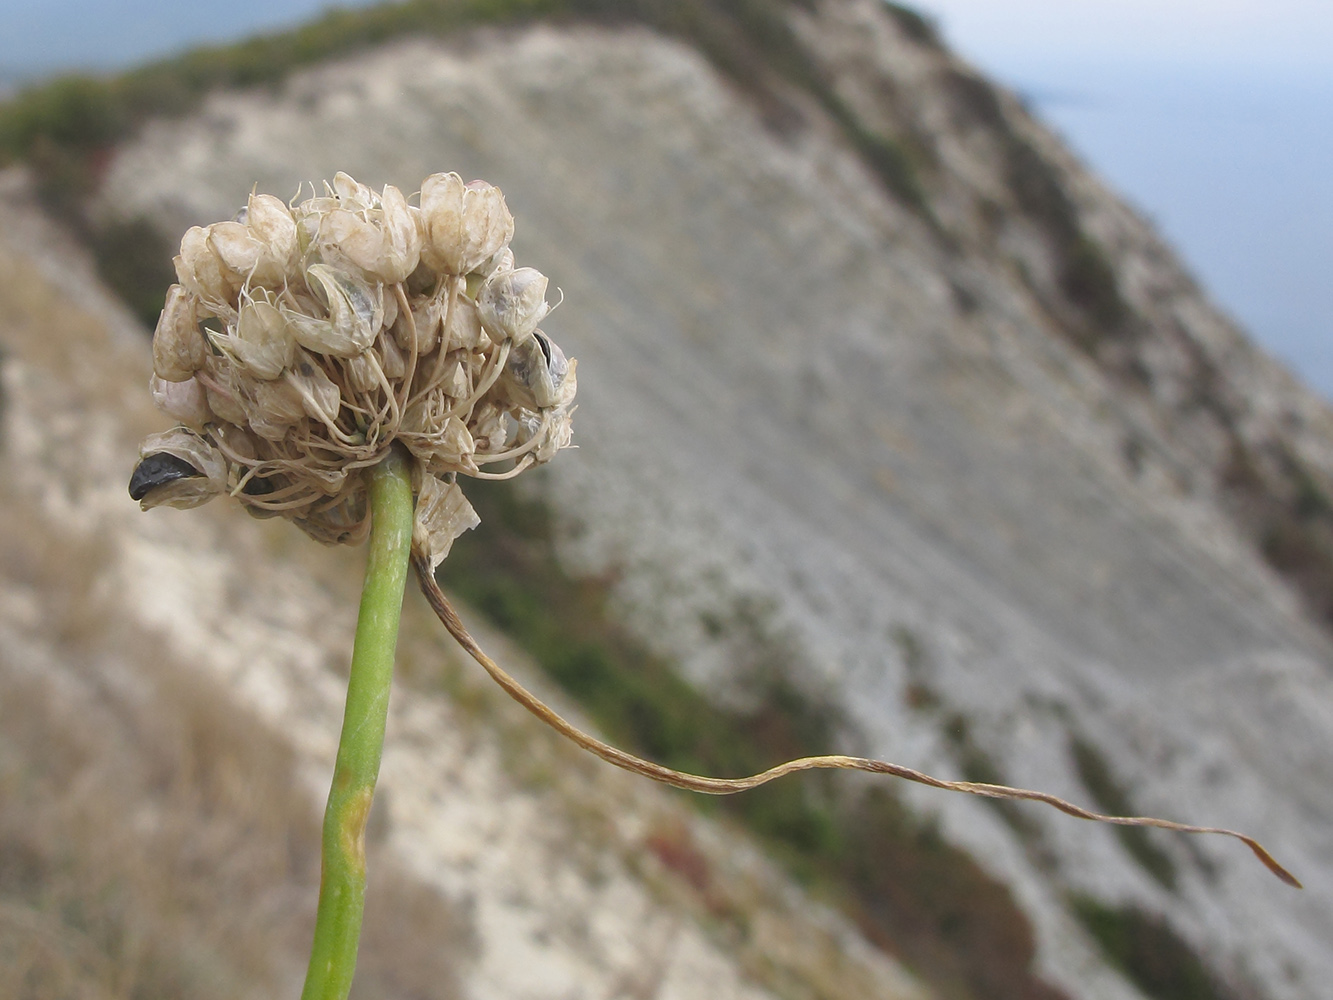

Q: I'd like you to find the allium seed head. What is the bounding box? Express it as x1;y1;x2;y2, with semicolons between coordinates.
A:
133;171;577;569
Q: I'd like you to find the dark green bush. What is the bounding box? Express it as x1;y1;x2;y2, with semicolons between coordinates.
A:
1070;897;1245;1000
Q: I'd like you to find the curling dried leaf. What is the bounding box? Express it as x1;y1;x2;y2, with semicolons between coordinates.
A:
413;563;1303;891
412;474;480;572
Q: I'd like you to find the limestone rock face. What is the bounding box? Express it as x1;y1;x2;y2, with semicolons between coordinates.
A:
63;2;1333;998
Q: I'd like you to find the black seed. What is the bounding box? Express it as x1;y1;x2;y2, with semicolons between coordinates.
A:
242;475;277;496
128;452;202;501
533;330;552;367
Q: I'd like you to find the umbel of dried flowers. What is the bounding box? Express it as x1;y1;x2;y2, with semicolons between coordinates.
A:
130;171;575;571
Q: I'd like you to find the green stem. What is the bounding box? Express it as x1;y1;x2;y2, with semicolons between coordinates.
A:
301;446;414;1000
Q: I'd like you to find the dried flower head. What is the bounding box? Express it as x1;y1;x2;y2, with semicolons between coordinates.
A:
131;172;576;568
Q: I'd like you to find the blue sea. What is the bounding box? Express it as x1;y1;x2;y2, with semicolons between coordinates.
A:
1018;64;1333;402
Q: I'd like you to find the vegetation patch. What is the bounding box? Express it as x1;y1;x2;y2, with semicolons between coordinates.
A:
88;217;178;326
1070;896;1249;1000
438;476;1071;1000
1068;736;1179;891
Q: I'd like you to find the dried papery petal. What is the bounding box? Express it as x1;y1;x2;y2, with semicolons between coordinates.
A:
440;355;470;398
247;193;298;266
290;264;384;357
208;221;286;288
377;184;422;283
202;372;251;427
380;285;399;332
175;226;234;307
413;474;480;572
321;208;386;277
251;378;308;439
152;284;205;382
419;173;514;276
378;331;406;381
477;266;549;344
130;427;227;510
218;292;296;380
150;373;212;428
345;351;382;395
501;330;573;410
444;293;484;351
286;353;343;424
331;171;375;211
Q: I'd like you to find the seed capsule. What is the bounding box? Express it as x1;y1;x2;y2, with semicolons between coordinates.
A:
152;284;206;382
502;330;575;409
129;427;227;510
419;173;514;276
477;267;549;344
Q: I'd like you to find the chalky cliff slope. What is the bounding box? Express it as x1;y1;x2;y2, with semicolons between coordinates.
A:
4;2;1333;999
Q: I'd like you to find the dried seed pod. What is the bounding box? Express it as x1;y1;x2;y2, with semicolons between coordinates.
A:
377;184;423;283
521;407;575;465
129;427;227;510
285;353;342;424
246;192;298;272
216;291;296;380
208;220;287;289
470;402;509;453
477;267;549;344
419;173;514;276
150;373;212;428
321;208;386;277
501;330;575;410
174;226;235;307
287;264;383;357
250;378;308;440
331;171;375;211
152;284;205;382
412;474;480;572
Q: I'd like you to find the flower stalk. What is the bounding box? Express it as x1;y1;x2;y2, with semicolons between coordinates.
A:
301;445;414;1000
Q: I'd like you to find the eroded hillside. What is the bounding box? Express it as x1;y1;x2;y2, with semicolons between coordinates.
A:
2;2;1332;1000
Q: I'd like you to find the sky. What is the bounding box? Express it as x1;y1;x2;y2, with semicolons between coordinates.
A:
0;0;1329;398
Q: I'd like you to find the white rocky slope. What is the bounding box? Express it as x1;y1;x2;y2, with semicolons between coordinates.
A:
0;172;928;999
91;4;1333;1000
